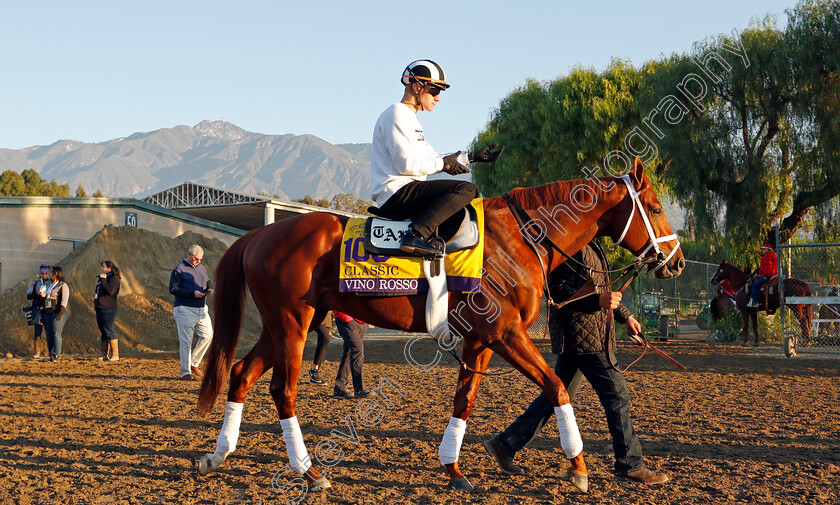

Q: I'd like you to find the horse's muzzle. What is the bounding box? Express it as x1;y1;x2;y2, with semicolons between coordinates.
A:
653;256;685;279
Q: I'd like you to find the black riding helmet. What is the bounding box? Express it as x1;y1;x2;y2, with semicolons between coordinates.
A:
401;59;450;91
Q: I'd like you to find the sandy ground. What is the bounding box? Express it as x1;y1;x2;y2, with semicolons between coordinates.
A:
1;337;839;505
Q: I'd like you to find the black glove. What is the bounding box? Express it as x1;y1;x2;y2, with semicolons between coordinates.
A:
468;144;504;163
442;151;470;175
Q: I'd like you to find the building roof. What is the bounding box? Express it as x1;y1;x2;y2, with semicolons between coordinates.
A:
143;181;361;230
0;195;246;237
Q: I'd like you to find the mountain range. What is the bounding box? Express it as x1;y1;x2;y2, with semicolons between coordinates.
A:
0;120;372;200
0;121;686;230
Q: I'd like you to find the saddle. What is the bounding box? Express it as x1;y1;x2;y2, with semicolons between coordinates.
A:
365;205;480;256
748;275;779;315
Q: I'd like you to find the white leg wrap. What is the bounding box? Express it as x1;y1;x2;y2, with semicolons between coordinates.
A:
214;401;244;457
280;416;312;474
438;417;467;465
555;404;583;459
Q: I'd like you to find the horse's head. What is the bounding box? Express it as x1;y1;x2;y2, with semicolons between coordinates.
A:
710;261;731;286
609;158;684;279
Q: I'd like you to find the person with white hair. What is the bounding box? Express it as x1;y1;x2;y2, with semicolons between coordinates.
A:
169;244;214;380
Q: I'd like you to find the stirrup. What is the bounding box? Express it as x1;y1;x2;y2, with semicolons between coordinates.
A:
400;232;444;258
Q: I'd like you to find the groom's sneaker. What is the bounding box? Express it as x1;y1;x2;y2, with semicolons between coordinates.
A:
308;369;326;385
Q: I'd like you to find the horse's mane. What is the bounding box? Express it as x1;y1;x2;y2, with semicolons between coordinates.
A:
483;177;618;211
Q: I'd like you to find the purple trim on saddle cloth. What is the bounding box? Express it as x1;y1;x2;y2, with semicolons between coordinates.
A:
339;276;481;294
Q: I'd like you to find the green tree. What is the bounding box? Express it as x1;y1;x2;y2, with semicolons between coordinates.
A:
21;169;42;195
44;178;70;197
75;184;88;197
293;195;330;208
330;193;373;215
471;61;643;196
0;170;26;196
641;5;840;258
93;189;104;198
781;0;840;241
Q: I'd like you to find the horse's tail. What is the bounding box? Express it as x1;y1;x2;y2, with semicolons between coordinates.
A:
785;279;813;340
710;296;724;320
801;281;813;340
197;230;259;416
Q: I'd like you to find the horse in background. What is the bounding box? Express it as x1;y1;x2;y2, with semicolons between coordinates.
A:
194;159;684;494
710;295;735;322
710;261;811;346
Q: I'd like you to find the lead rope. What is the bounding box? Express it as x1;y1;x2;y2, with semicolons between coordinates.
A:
604;269;649;373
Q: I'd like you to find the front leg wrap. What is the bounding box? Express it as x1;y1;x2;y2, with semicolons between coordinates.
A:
438;417;467;465
280;416;312;474
555;403;583;458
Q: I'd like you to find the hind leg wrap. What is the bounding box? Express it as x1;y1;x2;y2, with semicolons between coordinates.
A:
438;417;467;465
281;416;312;474
555;403;583;459
215;401;244;457
199;401;244;475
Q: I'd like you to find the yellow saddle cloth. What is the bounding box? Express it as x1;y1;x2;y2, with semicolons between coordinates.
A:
339;199;485;294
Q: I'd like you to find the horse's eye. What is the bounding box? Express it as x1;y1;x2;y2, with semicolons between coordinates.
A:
651;208;662;216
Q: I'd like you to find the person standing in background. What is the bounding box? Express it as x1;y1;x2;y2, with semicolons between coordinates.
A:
169;244;214;380
95;260;121;362
25;264;52;358
42;266;70;362
307;312;333;385
332;311;369;399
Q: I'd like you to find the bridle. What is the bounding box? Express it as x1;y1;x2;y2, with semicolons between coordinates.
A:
613;175;681;274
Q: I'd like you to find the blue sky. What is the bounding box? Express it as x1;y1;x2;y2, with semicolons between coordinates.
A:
1;1;799;153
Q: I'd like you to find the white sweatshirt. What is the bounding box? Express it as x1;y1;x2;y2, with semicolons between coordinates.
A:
369;103;469;205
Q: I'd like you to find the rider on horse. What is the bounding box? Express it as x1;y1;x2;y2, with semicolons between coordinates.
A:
370;59;504;256
716;278;736;299
748;243;777;308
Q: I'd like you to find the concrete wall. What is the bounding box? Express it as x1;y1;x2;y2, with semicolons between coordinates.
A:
0;197;244;293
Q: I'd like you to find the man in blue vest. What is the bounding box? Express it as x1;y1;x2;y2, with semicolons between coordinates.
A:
169;244;214;380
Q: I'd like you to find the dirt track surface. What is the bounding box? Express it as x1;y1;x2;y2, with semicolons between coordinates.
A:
1;339;839;505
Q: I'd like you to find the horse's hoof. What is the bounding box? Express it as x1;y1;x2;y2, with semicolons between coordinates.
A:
198;453;223;476
560;471;589;493
449;478;474;491
309;477;332;492
198;453;214;476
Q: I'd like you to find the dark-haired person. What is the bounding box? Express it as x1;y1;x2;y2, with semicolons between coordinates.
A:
42;266;70;362
95;260;121;361
25;264;52;358
369;59;503;256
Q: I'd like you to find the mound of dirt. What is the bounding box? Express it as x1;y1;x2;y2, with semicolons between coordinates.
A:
0;225;261;356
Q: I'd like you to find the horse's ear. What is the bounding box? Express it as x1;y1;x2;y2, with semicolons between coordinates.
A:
630;157;645;189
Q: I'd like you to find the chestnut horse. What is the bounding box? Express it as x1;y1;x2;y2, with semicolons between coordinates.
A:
710;261;812;346
195;159;684;494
